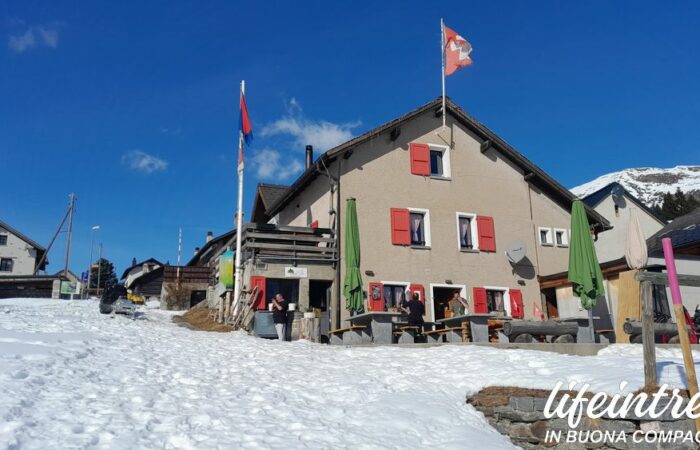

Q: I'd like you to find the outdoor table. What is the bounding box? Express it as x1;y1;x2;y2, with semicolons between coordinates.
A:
436;314;497;343
346;311;403;344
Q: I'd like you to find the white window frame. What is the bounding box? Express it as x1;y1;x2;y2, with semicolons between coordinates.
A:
428;144;451;179
380;281;410;310
408;207;431;248
484;286;511;316
538;227;553;246
455;212;479;251
553;228;569;247
429;283;467;323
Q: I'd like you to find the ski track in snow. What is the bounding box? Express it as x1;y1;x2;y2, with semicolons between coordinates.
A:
1;299;700;449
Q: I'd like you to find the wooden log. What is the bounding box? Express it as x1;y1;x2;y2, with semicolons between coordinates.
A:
554;334;576;343
623;320;688;336
641;280;657;389
514;333;535;343
635;271;700;287
502;320;578;337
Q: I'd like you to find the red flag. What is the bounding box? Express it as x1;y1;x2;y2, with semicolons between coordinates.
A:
444;24;472;76
238;91;253;166
534;303;545;321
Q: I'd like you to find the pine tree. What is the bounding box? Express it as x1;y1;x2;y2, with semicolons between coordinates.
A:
653;188;700;221
90;258;118;290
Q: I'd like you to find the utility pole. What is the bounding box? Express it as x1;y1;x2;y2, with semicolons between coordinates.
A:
64;193;75;276
96;242;103;296
85;225;100;298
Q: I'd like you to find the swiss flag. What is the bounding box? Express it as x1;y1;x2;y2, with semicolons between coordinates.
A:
534;303;545;321
444;24;472;76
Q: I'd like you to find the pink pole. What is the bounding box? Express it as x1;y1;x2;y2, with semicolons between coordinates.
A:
662;237;683;305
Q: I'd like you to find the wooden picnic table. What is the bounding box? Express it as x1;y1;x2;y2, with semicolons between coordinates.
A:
346;311;404;344
437;313;511;342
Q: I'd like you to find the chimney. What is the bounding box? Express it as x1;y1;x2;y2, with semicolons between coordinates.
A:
305;145;313;169
206;231;213;243
194;246;200;256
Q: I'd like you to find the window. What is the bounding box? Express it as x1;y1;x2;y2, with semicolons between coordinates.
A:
0;258;13;272
408;208;431;247
0;235;6;245
554;228;568;247
456;213;479;251
428;144;450;178
430;150;443;176
538;227;553;246
486;289;507;314
383;284;408;311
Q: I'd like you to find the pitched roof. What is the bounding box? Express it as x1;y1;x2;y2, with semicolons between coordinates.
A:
0;220;46;251
120;258;163;280
647;208;700;257
251;184;288;223
581;182;666;224
264;97;611;230
0;219;48;271
187;229;236;266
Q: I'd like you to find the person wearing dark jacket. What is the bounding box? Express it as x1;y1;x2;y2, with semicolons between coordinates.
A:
271;293;289;341
403;292;425;329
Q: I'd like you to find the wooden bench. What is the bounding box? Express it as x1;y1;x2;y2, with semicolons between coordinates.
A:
393;326;421;344
423;324;470;343
329;325;368;345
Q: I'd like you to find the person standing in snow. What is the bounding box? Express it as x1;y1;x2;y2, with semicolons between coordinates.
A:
272;293;289;341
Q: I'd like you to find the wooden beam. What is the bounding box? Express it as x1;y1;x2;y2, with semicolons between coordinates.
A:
524;172;535;182
245;232;336;243
635;271;700;287
245;242;337;254
641;280;657;389
480;140;491;153
390;127;401;141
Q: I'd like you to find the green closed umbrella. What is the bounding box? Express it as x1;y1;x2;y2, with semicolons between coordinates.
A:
343;198;364;313
568;200;605;339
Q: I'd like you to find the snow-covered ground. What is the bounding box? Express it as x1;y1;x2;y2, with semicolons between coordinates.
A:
2;299;700;449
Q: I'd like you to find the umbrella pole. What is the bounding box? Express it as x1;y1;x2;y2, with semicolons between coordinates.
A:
587;309;595;343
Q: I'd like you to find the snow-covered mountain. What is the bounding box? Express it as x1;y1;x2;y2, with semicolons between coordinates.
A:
571;166;700;206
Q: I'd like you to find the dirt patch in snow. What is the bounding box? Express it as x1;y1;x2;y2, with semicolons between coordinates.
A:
467;386;592;407
172;308;233;332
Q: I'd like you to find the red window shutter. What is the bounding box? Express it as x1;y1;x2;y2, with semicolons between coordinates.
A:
390;208;411;245
250;276;267;310
409;284;426;304
477;216;496;252
310;220;319;228
368;282;384;311
510;289;524;319
473;287;488;314
409;143;430;176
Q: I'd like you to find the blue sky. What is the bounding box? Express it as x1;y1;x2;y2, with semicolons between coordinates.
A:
2;1;699;277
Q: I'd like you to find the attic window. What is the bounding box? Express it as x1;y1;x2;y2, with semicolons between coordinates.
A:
539;227;553;246
554;228;568;247
0;235;6;246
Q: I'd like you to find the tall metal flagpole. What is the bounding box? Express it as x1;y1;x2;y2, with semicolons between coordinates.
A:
232;80;246;317
441;18;446;129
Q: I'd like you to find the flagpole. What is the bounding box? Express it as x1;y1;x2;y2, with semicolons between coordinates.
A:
441;18;446;129
232;80;246;318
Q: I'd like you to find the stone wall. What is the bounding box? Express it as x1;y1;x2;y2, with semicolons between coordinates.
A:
467;387;697;449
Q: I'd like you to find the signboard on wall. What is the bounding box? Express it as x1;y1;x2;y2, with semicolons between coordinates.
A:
60;281;80;295
284;267;307;278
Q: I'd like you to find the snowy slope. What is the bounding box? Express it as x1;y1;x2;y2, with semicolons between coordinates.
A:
2;299;700;449
571;165;700;206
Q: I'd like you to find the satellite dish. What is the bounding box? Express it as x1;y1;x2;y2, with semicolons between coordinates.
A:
506;241;527;264
611;185;625;208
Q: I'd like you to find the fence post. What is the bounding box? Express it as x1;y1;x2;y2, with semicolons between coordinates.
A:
641;280;656;388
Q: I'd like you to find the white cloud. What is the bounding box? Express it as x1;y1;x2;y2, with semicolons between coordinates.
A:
250;148;304;181
261;98;359;152
8;25;60;53
121;150;168;174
